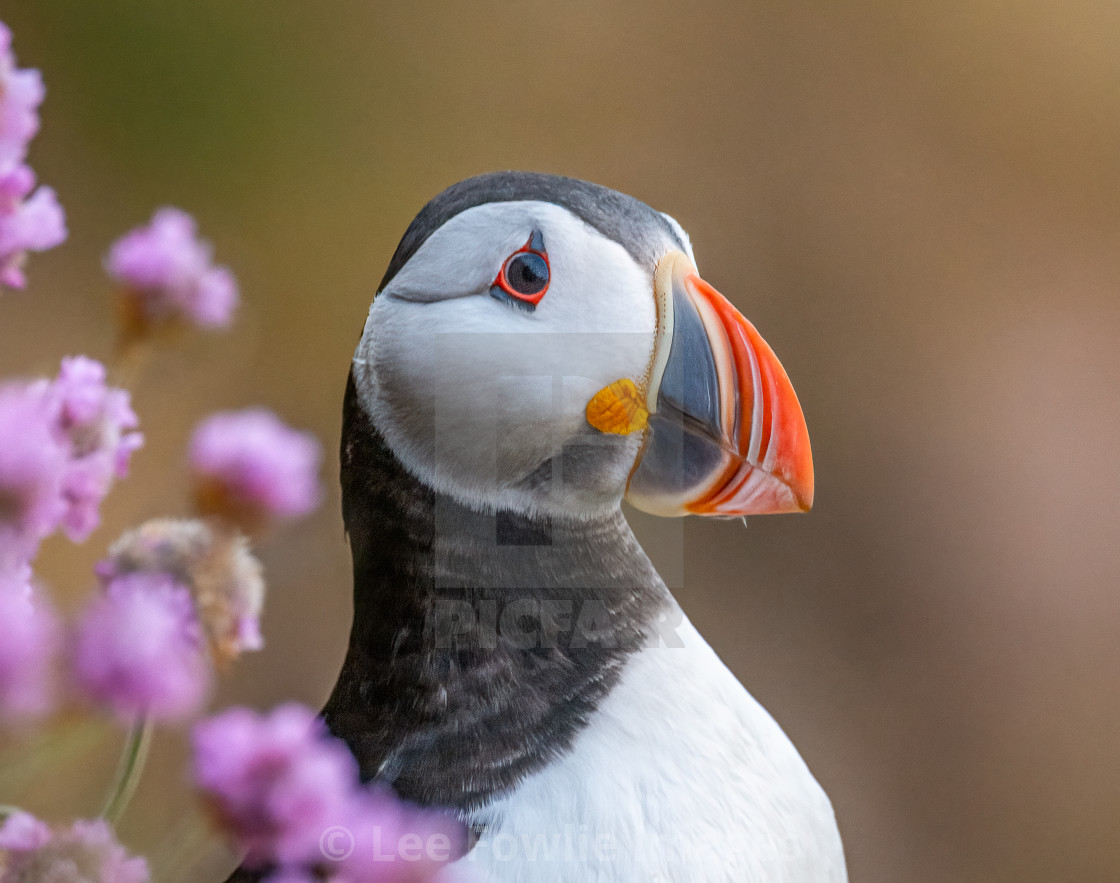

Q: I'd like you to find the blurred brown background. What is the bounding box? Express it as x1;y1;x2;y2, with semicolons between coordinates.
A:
2;1;1120;880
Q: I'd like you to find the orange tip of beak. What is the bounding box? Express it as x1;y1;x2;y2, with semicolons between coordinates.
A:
683;272;814;516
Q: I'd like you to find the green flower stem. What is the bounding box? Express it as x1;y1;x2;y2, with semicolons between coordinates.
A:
0;804;21;820
101;717;153;825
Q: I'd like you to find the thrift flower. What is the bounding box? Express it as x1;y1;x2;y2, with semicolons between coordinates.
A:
0;810;50;852
48;356;143;540
72;572;210;723
0;25;66;290
333;787;466;883
0;565;58;722
106;207;238;331
189;409;322;531
0;163;66;289
0;812;149;883
99;518;265;664
193;704;358;869
0;382;68;562
0;22;44;167
193;705;465;880
0;358;138;561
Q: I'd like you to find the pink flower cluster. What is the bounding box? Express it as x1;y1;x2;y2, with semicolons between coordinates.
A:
106;207;238;330
0;22;66;289
0;402;322;727
0;357;142;722
0;812;149;882
0;356;142;564
193;704;465;881
73;571;211;723
189;408;323;529
0;19;395;883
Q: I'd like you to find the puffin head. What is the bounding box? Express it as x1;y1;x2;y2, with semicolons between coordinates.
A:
351;172;813;521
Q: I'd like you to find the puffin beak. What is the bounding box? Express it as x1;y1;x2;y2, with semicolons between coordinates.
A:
623;251;814;517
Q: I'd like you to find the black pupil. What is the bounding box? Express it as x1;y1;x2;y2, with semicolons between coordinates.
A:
505;252;549;295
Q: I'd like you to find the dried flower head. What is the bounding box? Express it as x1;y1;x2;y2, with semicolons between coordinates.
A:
99;518;265;665
0;812;149;883
105;207;238;333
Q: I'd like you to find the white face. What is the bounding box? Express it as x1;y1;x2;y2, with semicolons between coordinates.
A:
353;201;673;518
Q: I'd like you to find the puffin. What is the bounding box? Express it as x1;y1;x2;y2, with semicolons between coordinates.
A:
232;172;847;882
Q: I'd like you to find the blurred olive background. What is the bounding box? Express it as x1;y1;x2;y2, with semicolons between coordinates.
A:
3;1;1120;880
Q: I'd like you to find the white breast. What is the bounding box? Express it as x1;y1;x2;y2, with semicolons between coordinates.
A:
457;615;847;882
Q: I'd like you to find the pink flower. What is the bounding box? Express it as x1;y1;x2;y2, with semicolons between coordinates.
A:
0;812;149;883
72;572;210;723
193;704;464;880
106;207;238;330
0;24;66;291
49;356;143;540
0;22;44;169
333;788;466;883
0;383;68;562
0;566;58;722
193;704;358;868
0;358;140;562
0;810;51;852
0;163;66;289
189;409;322;529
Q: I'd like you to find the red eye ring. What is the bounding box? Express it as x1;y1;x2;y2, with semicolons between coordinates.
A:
490;230;550;312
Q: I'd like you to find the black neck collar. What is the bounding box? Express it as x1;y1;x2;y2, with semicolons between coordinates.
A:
322;370;673;811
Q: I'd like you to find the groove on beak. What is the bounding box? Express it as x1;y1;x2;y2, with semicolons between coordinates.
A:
625;251;814;517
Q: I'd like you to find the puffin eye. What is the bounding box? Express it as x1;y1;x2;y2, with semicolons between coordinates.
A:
491;230;550;312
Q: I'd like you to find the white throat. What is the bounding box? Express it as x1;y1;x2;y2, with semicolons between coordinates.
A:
353;202;661;520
